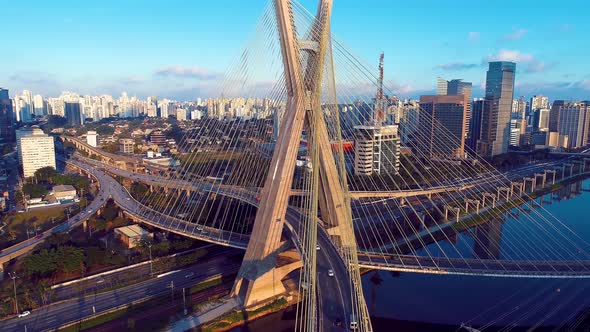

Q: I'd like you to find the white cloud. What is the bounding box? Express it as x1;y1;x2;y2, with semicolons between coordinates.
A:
468;31;480;41
484;49;556;74
502;28;528;41
154;65;220;80
486;49;534;63
437;62;478;71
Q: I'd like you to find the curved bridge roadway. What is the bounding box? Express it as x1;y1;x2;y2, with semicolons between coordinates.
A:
70;157;590;280
69;157;352;331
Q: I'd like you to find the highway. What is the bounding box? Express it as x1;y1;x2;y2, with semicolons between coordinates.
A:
0;254;241;332
66;153;590;331
0;159;110;265
50;246;241;302
72;155;354;331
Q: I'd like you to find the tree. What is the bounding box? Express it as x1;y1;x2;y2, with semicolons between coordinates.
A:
130;183;149;198
46;233;71;248
56;246;85;274
43;115;67;133
15;191;24;206
34;167;58;183
96;125;115;136
37;281;53;305
101;205;118;221
23;249;58;278
103;142;118;154
22;183;48;198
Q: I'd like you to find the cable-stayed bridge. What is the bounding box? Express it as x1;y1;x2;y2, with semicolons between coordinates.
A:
63;0;590;330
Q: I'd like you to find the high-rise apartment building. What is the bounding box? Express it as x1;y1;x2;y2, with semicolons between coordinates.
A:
478;61;516;157
467;98;484;153
419;95;467;158
557;101;590;149
33;94;45;116
549;100;565;132
437;78;472;138
18;128;56;177
14;90;33;123
353;125;400;176
531;95;549;111
511;97;527;119
0;88;15;142
533;108;550;131
176;108;187;121
147;96;158;117
65;102;82;126
509;119;527;147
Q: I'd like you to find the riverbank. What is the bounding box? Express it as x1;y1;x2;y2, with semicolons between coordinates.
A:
197;297;294;332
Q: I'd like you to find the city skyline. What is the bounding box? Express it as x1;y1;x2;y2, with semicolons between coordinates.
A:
2;0;589;100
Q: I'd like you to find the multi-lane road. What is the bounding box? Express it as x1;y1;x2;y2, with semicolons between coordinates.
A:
0;159;110;265
72;154;355;331
0;254;241;332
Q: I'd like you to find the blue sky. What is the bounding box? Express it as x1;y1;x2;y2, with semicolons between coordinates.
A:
2;0;589;100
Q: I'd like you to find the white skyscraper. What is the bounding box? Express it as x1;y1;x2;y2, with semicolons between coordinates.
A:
33;95;45;116
86;131;98;147
18;128;56;177
191;110;202;120
177;108;187;121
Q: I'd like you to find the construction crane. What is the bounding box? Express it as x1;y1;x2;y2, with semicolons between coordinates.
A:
374;52;385;126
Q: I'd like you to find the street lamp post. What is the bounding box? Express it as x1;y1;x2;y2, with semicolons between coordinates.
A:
8;272;19;315
148;243;153;275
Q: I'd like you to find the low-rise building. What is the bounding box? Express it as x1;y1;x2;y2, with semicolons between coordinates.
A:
114;224;153;248
119;138;134;154
52;184;77;201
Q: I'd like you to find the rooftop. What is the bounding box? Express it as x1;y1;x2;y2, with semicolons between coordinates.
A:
114;224;151;238
53;184;76;193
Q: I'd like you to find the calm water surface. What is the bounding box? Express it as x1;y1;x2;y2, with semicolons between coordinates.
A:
233;179;590;331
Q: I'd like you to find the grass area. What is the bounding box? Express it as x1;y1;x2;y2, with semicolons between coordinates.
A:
190;275;223;293
56;295;171;332
0;205;76;249
58;307;130;332
201;298;289;332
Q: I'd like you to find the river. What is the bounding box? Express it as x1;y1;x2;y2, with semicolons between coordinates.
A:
231;178;590;331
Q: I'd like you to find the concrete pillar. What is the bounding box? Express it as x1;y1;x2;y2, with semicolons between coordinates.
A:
465;199;480;214
418;212;426;228
482;193;496;208
497;187;510;201
444;205;460;223
558;165;566;180
545;170;557;185
523;177;536;193
510;182;523;197
534;173;546;188
564;163;574;177
572;160;585;175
